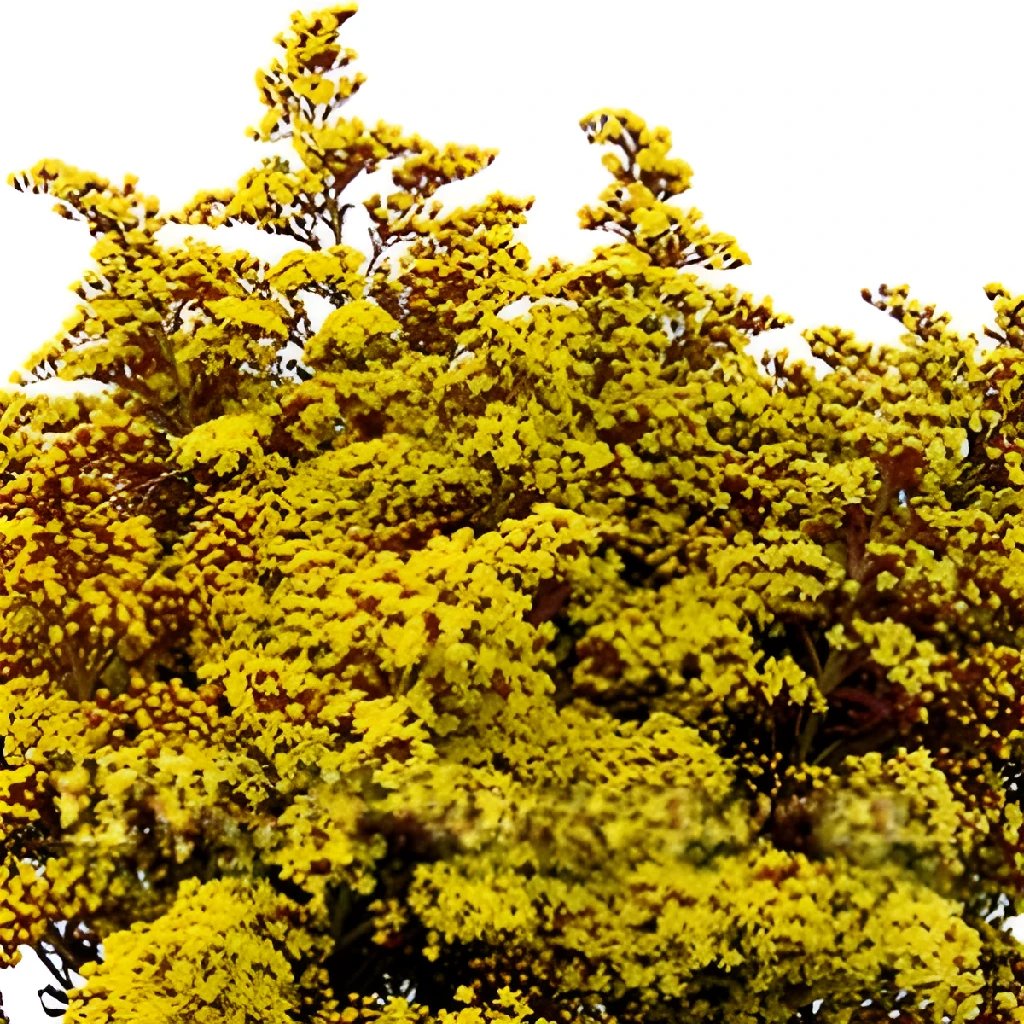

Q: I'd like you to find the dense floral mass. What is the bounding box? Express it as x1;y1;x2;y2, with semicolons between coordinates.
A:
3;6;1024;1023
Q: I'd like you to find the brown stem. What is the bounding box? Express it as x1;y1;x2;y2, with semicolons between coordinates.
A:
42;923;90;978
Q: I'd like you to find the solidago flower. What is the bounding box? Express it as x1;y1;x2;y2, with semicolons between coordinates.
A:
4;6;1024;1024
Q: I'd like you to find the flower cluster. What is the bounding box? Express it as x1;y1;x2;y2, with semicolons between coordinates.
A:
4;6;1024;1024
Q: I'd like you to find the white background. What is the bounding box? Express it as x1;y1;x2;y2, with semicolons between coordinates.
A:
2;1;1024;1019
